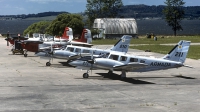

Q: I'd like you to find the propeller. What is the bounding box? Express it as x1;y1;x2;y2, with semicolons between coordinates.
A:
6;32;10;46
47;43;54;65
6;38;9;46
87;49;96;75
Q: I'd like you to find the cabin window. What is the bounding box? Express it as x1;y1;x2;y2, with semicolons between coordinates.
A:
130;58;138;62
120;56;127;61
83;49;90;53
66;47;74;52
109;54;119;60
140;60;145;63
75;48;81;53
104;53;110;58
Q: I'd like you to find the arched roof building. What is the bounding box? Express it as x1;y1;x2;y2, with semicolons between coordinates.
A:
93;18;138;38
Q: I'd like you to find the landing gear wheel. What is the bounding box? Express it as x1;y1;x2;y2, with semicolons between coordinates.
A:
107;70;113;77
12;51;15;55
46;62;51;66
24;54;27;57
120;75;126;80
83;73;89;78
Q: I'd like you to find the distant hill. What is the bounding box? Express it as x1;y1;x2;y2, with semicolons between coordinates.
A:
119;4;200;19
0;11;69;20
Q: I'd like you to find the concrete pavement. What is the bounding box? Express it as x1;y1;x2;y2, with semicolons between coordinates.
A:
0;37;200;112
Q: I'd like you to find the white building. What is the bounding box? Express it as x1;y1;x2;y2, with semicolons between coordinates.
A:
93;18;138;39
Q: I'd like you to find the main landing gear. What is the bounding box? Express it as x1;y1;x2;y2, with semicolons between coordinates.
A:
82;70;127;79
23;50;28;57
83;73;89;78
46;53;52;66
120;70;126;79
83;69;89;78
46;62;51;66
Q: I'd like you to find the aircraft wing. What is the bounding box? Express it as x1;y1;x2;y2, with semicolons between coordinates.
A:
68;53;97;60
22;40;43;44
113;62;148;71
69;41;93;47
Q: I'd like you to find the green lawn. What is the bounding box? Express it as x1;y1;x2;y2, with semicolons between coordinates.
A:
92;36;200;45
130;35;200;44
130;45;200;60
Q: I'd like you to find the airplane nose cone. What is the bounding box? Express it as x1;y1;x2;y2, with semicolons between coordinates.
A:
53;50;62;56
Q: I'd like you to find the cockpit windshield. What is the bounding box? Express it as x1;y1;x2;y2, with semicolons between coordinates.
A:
66;47;74;52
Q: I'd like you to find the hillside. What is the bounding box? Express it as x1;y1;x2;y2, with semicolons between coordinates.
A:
119;5;200;19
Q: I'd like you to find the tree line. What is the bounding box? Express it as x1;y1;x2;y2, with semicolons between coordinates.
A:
23;0;188;36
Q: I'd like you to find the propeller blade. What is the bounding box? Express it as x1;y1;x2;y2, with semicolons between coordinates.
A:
51;43;53;52
7;39;9;46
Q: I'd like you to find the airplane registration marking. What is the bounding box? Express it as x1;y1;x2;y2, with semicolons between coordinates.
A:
150;62;171;67
120;45;127;48
175;52;183;57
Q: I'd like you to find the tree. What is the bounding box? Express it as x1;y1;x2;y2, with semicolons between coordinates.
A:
46;13;84;36
103;0;123;17
23;21;50;36
85;0;123;28
163;0;185;36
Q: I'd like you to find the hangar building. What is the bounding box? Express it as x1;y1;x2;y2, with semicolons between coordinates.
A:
93;18;138;39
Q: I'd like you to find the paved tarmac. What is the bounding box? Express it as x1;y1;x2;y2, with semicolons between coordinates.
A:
0;37;200;112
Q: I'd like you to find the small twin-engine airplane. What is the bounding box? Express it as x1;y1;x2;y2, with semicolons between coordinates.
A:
69;40;192;78
19;27;92;57
43;35;132;66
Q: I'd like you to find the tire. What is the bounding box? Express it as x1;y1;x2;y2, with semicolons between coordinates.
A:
83;73;89;78
24;54;27;57
108;71;113;76
46;62;51;66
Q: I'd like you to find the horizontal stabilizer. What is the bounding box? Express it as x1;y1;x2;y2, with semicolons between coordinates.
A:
183;65;193;68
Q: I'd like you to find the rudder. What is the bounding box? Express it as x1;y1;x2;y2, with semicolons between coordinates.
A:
163;40;191;63
110;35;132;53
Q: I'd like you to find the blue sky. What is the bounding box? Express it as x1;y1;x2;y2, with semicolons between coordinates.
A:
0;0;199;15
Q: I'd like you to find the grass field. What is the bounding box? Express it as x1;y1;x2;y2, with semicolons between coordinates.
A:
130;45;200;60
92;35;200;45
92;36;200;59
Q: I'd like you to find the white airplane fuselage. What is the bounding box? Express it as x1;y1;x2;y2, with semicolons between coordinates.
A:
70;53;183;72
53;45;110;59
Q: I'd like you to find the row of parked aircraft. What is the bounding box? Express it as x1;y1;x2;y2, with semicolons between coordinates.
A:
5;27;192;79
5;27;93;57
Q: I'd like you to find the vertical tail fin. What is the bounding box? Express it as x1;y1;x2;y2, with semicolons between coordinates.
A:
78;29;89;43
62;27;73;41
163;40;191;63
85;29;92;44
110;35;132;53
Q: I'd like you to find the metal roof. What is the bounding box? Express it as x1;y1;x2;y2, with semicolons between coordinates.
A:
93;18;138;34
